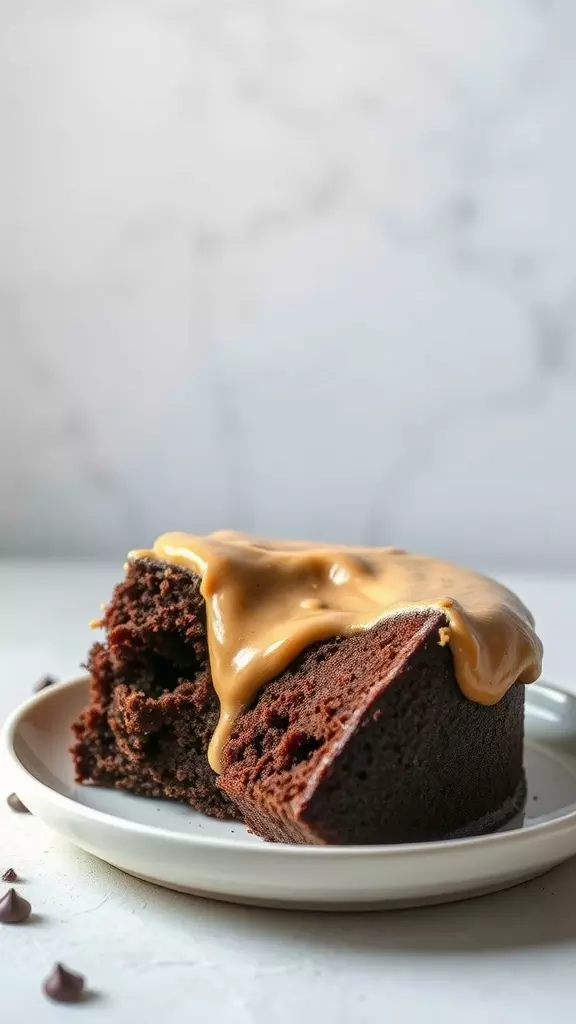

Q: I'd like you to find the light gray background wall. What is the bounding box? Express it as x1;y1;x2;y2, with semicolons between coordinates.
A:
1;0;575;565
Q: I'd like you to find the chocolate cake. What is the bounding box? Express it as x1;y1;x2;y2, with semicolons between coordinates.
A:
72;532;543;845
219;611;527;843
72;559;238;820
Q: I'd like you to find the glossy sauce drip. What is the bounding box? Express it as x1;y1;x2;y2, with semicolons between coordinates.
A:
129;531;543;773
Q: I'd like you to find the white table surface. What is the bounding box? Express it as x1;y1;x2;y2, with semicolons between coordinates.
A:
1;560;576;1023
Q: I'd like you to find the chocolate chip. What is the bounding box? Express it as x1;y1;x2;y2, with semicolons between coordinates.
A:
43;964;85;1004
34;674;58;692
6;793;29;813
1;868;17;882
0;888;31;923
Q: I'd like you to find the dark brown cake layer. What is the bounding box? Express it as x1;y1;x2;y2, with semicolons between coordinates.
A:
219;609;526;844
71;559;239;820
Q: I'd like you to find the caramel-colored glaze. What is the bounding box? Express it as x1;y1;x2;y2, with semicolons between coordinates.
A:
129;531;543;773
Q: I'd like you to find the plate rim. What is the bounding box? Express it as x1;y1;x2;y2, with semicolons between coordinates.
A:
3;674;576;859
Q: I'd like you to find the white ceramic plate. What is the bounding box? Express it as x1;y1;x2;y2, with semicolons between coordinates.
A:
3;676;576;911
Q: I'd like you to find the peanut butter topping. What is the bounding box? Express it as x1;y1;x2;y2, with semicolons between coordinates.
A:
129;531;543;773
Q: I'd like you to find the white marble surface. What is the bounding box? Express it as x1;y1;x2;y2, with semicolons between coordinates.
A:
1;561;576;1022
1;1;576;565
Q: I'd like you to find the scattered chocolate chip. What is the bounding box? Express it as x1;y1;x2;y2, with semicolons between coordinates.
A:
2;868;17;882
43;964;85;1004
6;793;29;813
34;674;58;693
0;888;31;924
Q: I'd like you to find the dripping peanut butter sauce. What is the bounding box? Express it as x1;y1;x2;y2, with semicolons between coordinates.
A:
129;531;543;773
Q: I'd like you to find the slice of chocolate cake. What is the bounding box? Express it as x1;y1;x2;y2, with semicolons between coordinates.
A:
72;531;542;845
72;558;240;820
219;610;526;843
